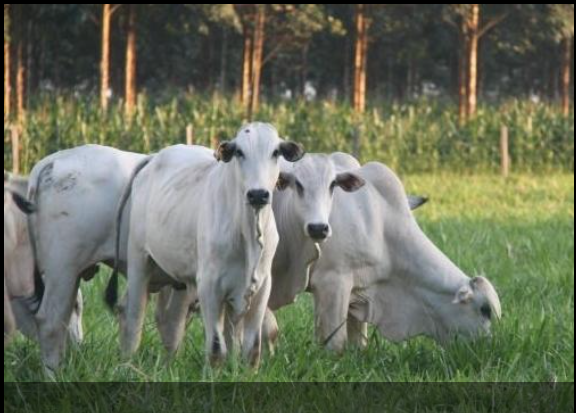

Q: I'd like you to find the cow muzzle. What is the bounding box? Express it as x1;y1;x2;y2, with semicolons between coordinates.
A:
247;189;271;209
306;223;331;241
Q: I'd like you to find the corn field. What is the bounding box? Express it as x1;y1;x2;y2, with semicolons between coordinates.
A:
4;95;574;174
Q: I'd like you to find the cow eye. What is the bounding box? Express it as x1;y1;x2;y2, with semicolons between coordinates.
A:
329;180;337;194
480;303;492;320
272;149;280;159
295;180;304;196
235;149;245;159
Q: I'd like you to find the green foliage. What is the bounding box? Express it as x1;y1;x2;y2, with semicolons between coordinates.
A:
3;96;573;174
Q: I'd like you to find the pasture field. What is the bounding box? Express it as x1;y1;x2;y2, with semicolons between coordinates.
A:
4;173;574;385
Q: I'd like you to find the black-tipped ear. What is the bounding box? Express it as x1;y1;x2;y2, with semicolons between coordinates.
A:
407;195;429;211
276;172;294;191
335;172;365;193
280;141;305;163
215;141;236;163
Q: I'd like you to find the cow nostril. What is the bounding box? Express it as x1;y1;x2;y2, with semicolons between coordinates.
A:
307;223;330;240
247;189;270;207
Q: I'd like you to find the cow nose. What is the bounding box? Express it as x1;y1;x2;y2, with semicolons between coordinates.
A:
247;189;270;208
307;223;330;240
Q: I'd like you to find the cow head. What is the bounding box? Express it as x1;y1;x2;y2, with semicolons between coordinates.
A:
215;123;304;210
349;162;502;344
276;154;365;242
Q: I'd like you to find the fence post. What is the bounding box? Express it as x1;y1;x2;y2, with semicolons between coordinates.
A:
500;125;510;178
186;124;194;146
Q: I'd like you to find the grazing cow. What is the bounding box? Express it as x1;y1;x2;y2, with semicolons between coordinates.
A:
109;123;304;367
3;173;83;348
26;146;146;371
269;156;501;352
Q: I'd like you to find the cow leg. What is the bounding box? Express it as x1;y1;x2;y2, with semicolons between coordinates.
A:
223;308;242;358
241;275;271;368
155;286;196;355
198;277;227;366
120;249;151;359
262;308;279;356
310;272;353;353
347;317;368;350
67;289;84;346
36;269;81;372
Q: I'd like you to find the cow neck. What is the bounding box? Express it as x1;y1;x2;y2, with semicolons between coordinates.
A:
212;162;272;295
388;214;470;311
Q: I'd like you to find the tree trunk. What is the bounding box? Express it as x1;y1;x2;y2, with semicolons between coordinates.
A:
249;6;265;119
241;25;253;109
561;36;573;117
4;5;10;121
15;5;25;125
458;24;468;125
125;4;137;118
353;4;369;113
466;4;480;119
101;4;112;112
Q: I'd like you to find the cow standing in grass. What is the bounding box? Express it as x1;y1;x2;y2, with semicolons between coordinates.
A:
25;146;147;372
4;172;83;349
108;123;304;367
267;156;501;351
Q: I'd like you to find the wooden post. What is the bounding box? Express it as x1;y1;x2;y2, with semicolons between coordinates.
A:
11;125;20;175
186;124;194;146
500;125;509;178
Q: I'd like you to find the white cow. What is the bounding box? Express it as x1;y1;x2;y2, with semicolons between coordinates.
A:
109;123;304;366
143;153;430;355
26;145;147;371
269;155;501;352
3;173;83;348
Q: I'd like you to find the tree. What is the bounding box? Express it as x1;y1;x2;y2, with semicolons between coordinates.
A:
125;4;137;117
549;5;574;116
445;5;508;124
15;4;25;124
101;4;121;112
235;4;335;118
352;4;370;113
4;4;10;120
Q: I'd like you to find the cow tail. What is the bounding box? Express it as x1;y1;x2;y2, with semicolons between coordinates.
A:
26;162;54;314
105;155;154;312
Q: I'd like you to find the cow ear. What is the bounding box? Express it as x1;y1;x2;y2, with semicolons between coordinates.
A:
276;172;294;191
335;172;366;193
452;284;474;304
215;141;236;163
280;141;305;163
408;195;429;211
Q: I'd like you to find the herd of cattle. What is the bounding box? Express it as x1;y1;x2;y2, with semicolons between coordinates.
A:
4;122;501;374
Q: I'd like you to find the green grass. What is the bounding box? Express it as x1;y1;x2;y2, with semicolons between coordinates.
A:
4;173;574;384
